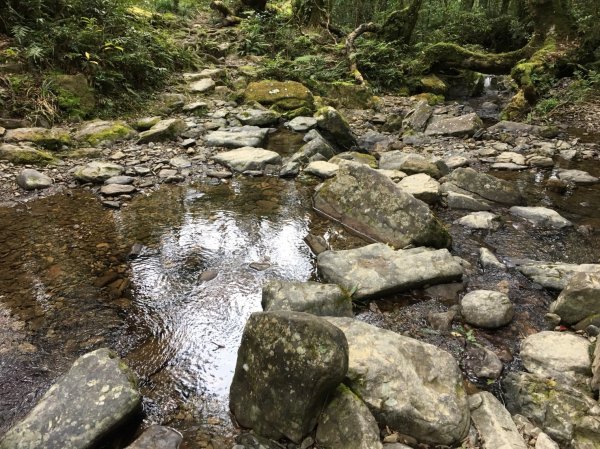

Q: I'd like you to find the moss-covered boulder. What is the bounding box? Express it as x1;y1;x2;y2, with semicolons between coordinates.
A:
131;116;162;131
75;120;137;147
244;80;314;118
4;127;72;150
319;82;376;109
420;74;448;95
0;144;55;165
329;152;377;169
315;106;358;151
50;74;95;120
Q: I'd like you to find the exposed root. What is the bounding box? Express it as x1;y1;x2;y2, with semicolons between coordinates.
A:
209;1;242;26
346;22;381;84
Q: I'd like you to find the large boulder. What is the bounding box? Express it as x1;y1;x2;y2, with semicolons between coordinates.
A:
313;162;451;249
125;426;182;449
460;290;514;329
509;206;572;229
73;161;124;183
262;280;352;317
397;173;441;204
425;113;483;137
244;80;314;118
520;331;591;385
316;385;382;449
204;126;272;148
318;244;463;300
4;127;72;150
0;348;141;449
514;261;600;290
325;318;470;446
378;152;443;178
137;118;187;144
469;392;528;449
229;311;348;443
549;272;600;325
236;108;281;126
212;147;281;173
75;120;137;146
315;106;358;151
443;167;524;205
0;144;55;165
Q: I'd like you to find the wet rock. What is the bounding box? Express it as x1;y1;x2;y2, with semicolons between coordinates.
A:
105;176;134;185
75;120;136;146
262;280;352;317
469;392;527;449
460;290;514;329
74;161;124;183
229;311;348;443
397;173;440;204
325;317;470;446
455;211;500;230
4;127;72;150
291;133;336;163
125;425;182;449
16;169;53;190
427;309;457;331
212;147;281;173
100;184;136;196
463;346;503;379
403;100;433;132
313;163;451;249
443;168;524;205
304;234;328;255
379;152;442;178
550;272;600;325
304;161;339;178
509;206;572;229
442;183;493;211
188;78;215;93
315;106;358;151
236;108;281;126
520;331;591;385
318;243;463;300
204;126;271;148
286;116;317;132
138;118;187;144
316;385;382;449
487;121;541;135
514;260;600;290
0;348;141;449
479;247;506;271
244;80;314;117
425;113;483;137
557;169;599;185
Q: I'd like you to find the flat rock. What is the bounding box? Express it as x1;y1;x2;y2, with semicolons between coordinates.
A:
397;173;441;204
491;162;527;170
557;169;599;185
304;161;339;178
442;183;493;211
74;161;124;183
229;311;348;443
4;127;72;150
125;425;182;449
262;280;352;317
325;318;470;446
169;156;192;168
487;121;541;135
100;184;136;196
286;116;317;132
469;392;527;449
236;108;280;126
188;78;215;93
138;119;187;144
520;331;591;384
460;290;514;328
455;211;500;230
550;272;600;325
329;152;377;168
425;113;483;137
104;175;134;185
313;162;451;249
509;206;572;229
443;167;524;205
212;147;281;172
204;126;271;148
316;386;382;449
379;152;443;178
75;120;136;146
16;169;53;190
514;260;600;290
317;243;463;300
0;348;140;449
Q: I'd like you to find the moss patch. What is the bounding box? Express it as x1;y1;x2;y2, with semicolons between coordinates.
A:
75;120;137;146
245;80;314;114
0;144;56;165
49;74;95;120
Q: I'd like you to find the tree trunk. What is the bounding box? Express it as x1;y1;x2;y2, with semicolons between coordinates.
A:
293;0;327;27
500;0;510;14
378;0;424;43
462;0;475;11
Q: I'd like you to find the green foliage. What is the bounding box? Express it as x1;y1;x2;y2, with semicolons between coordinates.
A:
354;39;409;91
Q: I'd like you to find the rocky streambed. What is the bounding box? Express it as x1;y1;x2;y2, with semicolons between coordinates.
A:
1;69;600;449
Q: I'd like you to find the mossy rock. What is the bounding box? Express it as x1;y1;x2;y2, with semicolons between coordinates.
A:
126;6;154;20
329;152;377;169
4;127;72;150
318;82;376;109
74;120;137;147
49;74;95;120
245;80;314;114
501;90;530;121
420;75;448;95
413;93;445;106
0;144;56;165
132;116;162;131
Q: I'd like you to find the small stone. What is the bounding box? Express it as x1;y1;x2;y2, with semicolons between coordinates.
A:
16;169;53;190
104;176;134;185
427;310;457;331
181;138;196;148
249;262;271;271
102;200;121;209
286;116;317;132
199;270;219;282
100;184;136;196
460;290;514;329
455;212;500;230
189;78;216;93
169;156;192;169
479;247;506;271
304;234;328;255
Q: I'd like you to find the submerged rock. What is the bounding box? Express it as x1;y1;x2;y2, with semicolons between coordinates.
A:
317;243;463;300
469;392;527;449
325;318;470;446
550;272;600;325
316;385;382;449
229;311;348;443
0;348;141;449
16;169;53;190
261;280;352;317
212;147;281;173
313;163;451;249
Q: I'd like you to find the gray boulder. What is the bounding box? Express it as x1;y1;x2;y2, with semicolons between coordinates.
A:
379;152;443;178
262;280;352;317
469;392;528;449
292;133;336;163
16;169;53;190
514;260;600;290
557;169;599;185
441;182;493;211
212;147;281;172
229;311;348;443
315;106;357;151
509;206;572;229
204;126;272;148
237;109;281;126
460;290;514;329
73;161;124;183
455;211;500;230
125;426;182;449
316;386;382;449
325;318;470;446
286;116;317;132
425;113;483;137
304;161;339;179
188;78;215;93
318;244;463;300
549;272;600;325
313;163;451;249
137;118;187;144
397;173;441;204
520;331;591;385
0;348;140;449
487;121;541;135
403;100;433;132
443;167;524;205
100;184;136;196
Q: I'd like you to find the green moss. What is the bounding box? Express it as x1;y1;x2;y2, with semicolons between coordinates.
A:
318;82;376;109
501;89;530;120
0;147;56;165
414;92;445;105
245;80;314;113
85;124;134;146
50;74;95;121
420;74;448;95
